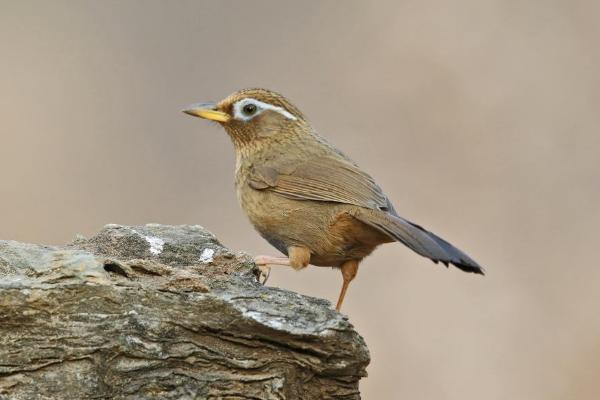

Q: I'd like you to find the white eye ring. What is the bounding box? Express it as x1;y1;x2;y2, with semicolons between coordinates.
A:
232;98;297;121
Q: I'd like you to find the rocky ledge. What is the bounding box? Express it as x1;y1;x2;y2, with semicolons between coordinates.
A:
0;224;369;399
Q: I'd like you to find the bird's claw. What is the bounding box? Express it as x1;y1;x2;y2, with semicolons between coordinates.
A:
258;265;271;285
254;257;271;285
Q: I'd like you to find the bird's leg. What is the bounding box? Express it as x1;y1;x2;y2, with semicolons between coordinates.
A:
253;256;289;285
253;246;311;285
335;260;359;311
254;255;292;266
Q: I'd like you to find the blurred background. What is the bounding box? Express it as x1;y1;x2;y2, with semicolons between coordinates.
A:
1;1;599;398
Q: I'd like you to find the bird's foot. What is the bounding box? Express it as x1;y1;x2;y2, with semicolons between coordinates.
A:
256;265;271;285
253;255;293;285
253;256;272;285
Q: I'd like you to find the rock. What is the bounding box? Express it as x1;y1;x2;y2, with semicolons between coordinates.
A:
0;224;369;399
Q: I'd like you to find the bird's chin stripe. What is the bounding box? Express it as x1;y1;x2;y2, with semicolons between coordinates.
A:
233;98;298;121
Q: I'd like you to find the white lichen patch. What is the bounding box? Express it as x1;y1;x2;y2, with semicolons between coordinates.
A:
244;310;285;330
318;328;337;337
199;248;215;263
145;236;164;255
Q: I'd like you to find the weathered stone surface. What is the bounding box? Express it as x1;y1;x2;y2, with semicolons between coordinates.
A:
0;224;369;399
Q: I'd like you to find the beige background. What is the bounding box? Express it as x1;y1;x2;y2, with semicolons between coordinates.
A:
1;1;599;398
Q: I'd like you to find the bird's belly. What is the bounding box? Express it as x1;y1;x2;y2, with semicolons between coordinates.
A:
238;186;389;267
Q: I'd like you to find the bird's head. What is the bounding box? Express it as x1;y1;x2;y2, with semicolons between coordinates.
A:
183;88;308;147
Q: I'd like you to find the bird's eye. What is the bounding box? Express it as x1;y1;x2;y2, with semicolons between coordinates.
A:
242;103;257;115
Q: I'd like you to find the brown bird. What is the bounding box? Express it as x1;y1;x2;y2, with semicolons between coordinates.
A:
183;88;483;311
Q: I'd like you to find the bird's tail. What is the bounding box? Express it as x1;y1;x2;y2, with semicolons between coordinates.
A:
354;209;484;274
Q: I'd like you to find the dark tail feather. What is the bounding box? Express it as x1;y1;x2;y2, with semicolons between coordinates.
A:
355;209;484;274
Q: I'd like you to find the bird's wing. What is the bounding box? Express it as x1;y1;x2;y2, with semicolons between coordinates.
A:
248;155;395;212
248;154;484;274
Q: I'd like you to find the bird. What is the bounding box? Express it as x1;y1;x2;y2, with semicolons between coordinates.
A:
183;88;483;311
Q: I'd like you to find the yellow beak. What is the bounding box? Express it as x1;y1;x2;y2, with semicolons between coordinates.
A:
182;102;231;122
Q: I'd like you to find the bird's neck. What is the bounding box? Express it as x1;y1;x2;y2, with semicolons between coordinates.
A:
232;129;310;162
